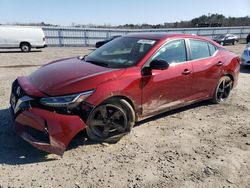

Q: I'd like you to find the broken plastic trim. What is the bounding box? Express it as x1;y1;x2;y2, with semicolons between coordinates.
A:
13;108;87;156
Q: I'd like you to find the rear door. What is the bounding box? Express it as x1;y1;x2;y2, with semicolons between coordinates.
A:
141;39;194;116
188;39;223;99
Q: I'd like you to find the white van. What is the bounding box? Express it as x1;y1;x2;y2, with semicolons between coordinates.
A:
0;26;47;52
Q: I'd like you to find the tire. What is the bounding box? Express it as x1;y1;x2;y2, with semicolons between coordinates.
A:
20;43;31;52
86;99;135;143
211;76;233;104
232;40;236;45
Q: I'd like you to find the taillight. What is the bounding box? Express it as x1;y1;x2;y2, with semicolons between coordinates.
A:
43;37;46;42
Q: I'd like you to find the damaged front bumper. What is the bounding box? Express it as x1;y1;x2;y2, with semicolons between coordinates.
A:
11;108;87;156
10;78;90;156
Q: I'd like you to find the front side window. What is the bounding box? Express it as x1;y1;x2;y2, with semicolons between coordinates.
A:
189;39;210;60
86;37;157;68
151;39;187;63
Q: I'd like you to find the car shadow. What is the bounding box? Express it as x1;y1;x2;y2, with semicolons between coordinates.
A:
0;50;42;53
240;65;250;74
0;108;54;165
67;131;101;150
239;41;247;44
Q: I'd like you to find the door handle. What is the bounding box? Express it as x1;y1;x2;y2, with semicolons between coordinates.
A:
182;69;191;75
217;61;223;66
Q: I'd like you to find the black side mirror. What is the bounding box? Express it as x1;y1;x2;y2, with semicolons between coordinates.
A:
150;59;169;70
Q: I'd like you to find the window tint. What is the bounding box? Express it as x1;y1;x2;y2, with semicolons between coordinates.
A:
152;40;187;63
189;39;210;60
208;43;217;56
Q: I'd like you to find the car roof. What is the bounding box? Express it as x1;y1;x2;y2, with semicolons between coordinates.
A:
123;33;222;47
125;33;207;41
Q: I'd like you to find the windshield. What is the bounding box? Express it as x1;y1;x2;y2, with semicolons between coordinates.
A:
85;37;157;68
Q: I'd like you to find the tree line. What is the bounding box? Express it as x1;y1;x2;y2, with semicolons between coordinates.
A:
117;14;250;29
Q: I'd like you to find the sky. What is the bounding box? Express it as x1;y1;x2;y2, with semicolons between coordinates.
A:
0;0;249;26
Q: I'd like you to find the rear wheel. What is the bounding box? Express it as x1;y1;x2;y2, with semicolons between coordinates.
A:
211;76;233;104
86;99;135;143
20;42;31;52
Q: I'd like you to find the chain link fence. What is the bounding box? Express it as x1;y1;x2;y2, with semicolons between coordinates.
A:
42;26;250;47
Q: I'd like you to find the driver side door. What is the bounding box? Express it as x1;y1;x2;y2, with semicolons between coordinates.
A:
141;39;194;117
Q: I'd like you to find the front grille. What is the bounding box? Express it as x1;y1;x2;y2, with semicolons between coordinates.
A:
12;80;26;98
10;80;34;114
11;80;27;106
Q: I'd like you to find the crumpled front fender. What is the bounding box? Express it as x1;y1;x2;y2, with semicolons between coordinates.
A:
14;108;87;156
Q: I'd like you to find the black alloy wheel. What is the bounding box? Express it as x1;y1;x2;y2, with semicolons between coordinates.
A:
86;99;135;142
212;76;233;104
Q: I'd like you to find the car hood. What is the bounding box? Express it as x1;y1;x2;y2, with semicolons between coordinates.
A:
28;57;125;96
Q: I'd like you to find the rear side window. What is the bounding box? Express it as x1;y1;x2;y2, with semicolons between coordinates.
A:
152;39;187;63
208;43;218;56
189;39;210;60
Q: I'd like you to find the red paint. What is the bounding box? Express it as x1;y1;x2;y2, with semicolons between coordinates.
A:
28;57;125;96
14;108;86;155
12;34;240;155
18;77;46;97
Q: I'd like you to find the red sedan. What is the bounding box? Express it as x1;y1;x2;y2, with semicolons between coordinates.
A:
10;34;240;155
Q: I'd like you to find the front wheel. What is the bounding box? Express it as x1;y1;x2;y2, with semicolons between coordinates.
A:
211;76;233;104
86;99;135;143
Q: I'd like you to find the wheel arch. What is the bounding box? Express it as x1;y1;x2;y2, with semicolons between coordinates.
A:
19;41;31;48
106;95;137;113
211;73;235;98
224;73;234;82
86;95;137;142
224;72;236;86
103;96;134;108
95;95;138;121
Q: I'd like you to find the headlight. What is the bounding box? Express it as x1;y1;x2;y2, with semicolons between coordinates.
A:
40;90;95;108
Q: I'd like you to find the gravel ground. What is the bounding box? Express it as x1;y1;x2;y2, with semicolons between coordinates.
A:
0;45;250;188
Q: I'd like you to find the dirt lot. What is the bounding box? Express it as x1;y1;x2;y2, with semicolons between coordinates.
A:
0;45;250;188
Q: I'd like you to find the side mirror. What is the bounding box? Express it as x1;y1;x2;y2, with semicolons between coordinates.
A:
150;59;169;70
